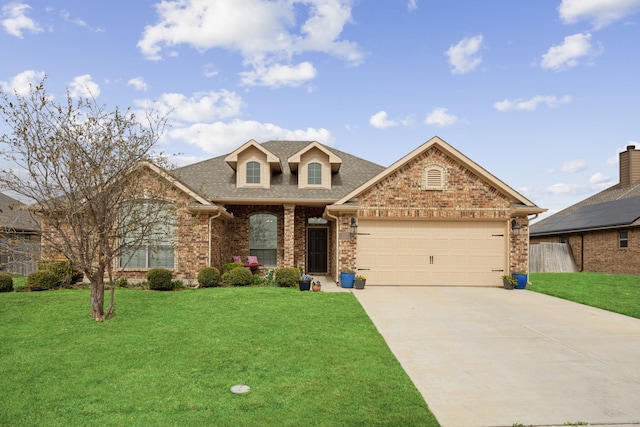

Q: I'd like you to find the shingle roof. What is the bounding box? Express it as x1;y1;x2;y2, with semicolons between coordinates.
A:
0;193;40;232
171;141;386;203
531;180;640;235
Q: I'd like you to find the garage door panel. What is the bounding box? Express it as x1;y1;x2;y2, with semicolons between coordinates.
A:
357;220;506;286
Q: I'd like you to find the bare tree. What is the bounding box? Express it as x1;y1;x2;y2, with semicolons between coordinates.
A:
0;78;170;321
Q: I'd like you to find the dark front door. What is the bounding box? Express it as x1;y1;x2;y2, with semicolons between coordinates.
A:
307;227;328;273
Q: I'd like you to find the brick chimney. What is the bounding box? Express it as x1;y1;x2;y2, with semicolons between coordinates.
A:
619;145;640;187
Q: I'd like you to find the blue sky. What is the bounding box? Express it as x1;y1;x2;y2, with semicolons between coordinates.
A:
1;0;640;221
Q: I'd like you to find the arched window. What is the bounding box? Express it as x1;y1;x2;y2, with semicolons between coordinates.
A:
246;161;261;184
250;213;277;266
308;162;322;185
120;201;175;268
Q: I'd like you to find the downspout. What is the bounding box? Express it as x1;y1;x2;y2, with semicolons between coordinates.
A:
209;211;222;267
324;208;340;283
580;233;584;272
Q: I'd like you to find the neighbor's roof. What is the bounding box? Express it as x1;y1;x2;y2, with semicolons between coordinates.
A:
531;180;640;235
171;141;386;204
0;192;40;232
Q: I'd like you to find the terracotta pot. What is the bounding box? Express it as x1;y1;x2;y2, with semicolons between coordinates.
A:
312;284;321;292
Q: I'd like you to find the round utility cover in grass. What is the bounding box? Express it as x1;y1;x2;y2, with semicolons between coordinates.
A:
230;385;250;394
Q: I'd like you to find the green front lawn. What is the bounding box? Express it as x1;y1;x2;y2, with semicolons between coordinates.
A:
529;272;640;319
0;287;439;427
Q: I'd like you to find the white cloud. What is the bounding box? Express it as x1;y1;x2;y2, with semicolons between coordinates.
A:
407;0;418;11
369;111;397;129
425;108;459;127
589;172;610;184
240;61;317;87
1;3;42;38
127;77;148;92
0;70;46;96
445;34;483;75
165;119;334;155
494;95;572;112
559;0;640;29
68;75;100;99
137;0;363;88
558;159;587;173
540;33;602;71
137;90;244;123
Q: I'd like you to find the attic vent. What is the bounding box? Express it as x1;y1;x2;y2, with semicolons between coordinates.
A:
423;165;446;190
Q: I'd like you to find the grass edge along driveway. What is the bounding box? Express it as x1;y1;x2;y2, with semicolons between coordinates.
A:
529;272;640;320
0;287;440;427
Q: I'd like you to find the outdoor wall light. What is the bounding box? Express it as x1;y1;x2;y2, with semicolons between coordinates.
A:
350;217;358;236
511;218;522;236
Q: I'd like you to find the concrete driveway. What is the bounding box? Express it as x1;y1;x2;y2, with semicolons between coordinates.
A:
353;286;640;427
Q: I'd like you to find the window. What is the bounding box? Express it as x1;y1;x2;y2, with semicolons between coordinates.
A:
250;213;277;266
423;165;446;190
308;162;322;185
246;161;261;184
619;231;629;248
120;201;175;268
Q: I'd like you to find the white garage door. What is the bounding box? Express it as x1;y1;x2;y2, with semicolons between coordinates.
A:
356;220;507;286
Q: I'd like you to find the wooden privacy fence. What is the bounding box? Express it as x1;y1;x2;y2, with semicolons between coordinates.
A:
529;242;578;273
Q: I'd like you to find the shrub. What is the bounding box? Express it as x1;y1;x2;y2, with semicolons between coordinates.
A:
114;278;129;288
197;267;220;288
227;267;252;286
224;262;245;273
0;273;13;292
172;280;184;289
275;267;299;287
37;259;82;287
25;270;61;291
146;268;173;291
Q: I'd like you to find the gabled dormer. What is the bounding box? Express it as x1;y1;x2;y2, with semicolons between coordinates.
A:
287;141;342;189
224;139;282;189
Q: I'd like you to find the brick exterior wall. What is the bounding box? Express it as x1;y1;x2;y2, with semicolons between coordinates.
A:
531;228;640;274
338;146;529;274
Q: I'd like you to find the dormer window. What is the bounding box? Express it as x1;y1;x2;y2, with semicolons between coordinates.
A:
246;161;261;184
423;164;446;190
308;162;322;185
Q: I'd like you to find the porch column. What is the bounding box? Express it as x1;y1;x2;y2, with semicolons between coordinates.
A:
283;204;295;267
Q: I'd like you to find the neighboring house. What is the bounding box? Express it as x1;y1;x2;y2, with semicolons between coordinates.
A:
530;144;640;275
40;136;545;286
0;192;40;275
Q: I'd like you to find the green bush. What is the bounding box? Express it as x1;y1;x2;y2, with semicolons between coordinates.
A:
224;262;245;273
37;259;82;287
227;267;252;286
197;267;220;288
25;270;61;291
114;278;129;288
275;268;299;287
146;268;173;291
0;273;13;292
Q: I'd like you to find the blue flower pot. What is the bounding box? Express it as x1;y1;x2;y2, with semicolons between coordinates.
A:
298;280;311;291
513;274;527;289
340;272;355;288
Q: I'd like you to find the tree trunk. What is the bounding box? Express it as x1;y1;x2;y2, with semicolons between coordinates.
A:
105;262;116;319
90;276;105;322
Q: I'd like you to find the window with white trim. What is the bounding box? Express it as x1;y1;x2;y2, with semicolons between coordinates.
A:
250;213;277;266
246;161;261;184
120;201;175;268
308;162;322;185
619;230;629;248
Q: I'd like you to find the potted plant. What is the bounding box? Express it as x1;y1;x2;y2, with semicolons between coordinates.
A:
298;273;313;291
312;281;321;292
339;268;356;288
501;275;516;290
354;275;366;289
513;271;528;289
